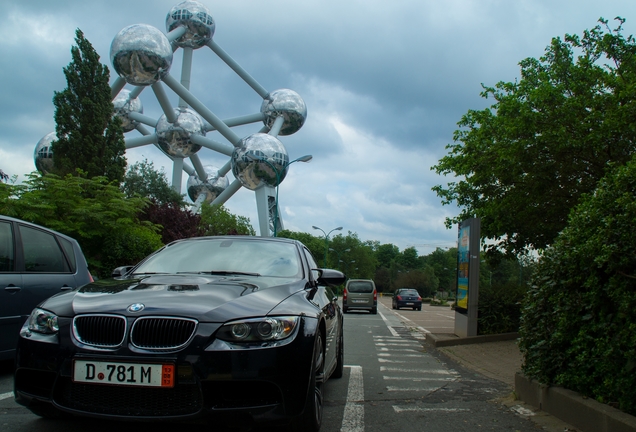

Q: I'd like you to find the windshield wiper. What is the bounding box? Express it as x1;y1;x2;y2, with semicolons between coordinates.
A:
194;270;261;277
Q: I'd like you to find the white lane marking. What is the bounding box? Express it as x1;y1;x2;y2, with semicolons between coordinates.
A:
0;392;13;401
511;405;536;417
383;376;457;382
393;406;470;413
341;365;364;432
378;358;409;363
378;353;422;357
377;311;400;337
378;347;418;352
380;367;456;375
375;342;419;346
387;386;442;392
417;326;431;334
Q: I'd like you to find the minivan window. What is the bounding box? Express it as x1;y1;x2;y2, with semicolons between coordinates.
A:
0;221;14;272
19;225;68;273
347;281;374;293
59;237;77;272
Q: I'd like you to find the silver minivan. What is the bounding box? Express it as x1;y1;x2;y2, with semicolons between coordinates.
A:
343;279;377;314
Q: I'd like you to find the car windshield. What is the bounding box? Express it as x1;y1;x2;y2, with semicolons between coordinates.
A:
133;238;302;278
347;281;374;293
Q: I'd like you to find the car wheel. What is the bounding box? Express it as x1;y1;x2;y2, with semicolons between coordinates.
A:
418;306;422;311
392;303;395;309
291;333;324;432
413;307;417;310
343;307;348;313
372;307;377;314
331;326;344;379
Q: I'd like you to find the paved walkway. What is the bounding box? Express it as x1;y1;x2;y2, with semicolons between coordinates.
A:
437;339;522;388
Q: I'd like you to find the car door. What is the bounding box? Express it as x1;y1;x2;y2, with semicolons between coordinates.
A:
303;247;340;369
0;220;24;358
17;224;78;319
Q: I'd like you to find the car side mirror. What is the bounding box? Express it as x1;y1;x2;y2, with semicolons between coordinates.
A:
112;265;134;278
315;268;346;287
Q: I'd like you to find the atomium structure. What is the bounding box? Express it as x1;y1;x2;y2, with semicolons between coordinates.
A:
34;0;308;237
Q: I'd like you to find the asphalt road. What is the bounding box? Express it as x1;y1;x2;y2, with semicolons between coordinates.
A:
0;300;545;432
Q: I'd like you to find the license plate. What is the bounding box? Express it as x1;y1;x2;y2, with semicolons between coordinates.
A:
406;302;414;305
73;360;175;388
352;299;367;303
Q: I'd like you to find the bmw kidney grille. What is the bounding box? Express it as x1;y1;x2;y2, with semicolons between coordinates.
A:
73;315;197;351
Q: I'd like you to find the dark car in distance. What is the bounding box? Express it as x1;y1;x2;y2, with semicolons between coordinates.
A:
0;215;93;361
14;236;345;431
392;288;422;311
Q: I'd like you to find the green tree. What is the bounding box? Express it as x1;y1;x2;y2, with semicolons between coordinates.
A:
519;156;636;415
52;29;126;184
122;159;184;205
432;18;636;258
394;267;438;297
199;202;255;236
122;159;200;243
0;172;162;278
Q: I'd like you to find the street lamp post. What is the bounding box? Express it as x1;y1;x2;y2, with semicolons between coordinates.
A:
329;247;350;270
247;153;312;236
312;226;342;267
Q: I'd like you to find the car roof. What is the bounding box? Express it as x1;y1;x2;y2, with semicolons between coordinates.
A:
166;235;301;246
0;215;79;243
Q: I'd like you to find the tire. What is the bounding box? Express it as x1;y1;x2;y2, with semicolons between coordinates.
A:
331;327;344;379
392;303;395;309
371;307;377;314
413;307;417;311
417;306;422;311
343;307;348;314
290;333;324;432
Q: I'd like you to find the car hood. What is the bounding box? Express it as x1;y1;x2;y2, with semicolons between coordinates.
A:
40;274;307;322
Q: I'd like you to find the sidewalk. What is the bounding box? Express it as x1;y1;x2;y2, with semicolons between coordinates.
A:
377;295;636;432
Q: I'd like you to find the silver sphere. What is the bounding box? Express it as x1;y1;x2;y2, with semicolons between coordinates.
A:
166;1;215;49
34;132;56;174
110;24;173;86
261;89;307;136
231;133;289;191
113;89;143;132
156;107;205;158
187;165;228;203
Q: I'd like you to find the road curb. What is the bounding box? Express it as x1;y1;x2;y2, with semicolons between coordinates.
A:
425;332;519;347
514;372;636;432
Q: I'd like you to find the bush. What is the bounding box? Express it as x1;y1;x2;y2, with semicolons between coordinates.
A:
519;157;636;415
477;281;525;335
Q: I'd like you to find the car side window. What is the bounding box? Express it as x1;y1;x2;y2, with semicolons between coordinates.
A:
58;237;77;272
0;221;14;272
19;225;69;273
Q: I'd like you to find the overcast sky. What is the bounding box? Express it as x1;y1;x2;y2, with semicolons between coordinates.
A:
2;0;636;255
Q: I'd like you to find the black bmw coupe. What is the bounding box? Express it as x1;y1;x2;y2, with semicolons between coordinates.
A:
14;236;346;431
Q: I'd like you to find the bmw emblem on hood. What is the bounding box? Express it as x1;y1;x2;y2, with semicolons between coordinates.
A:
128;303;145;312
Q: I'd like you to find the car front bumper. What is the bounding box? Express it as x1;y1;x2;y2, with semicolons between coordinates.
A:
14;316;318;426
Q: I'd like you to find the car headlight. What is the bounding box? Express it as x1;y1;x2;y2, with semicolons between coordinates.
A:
216;316;299;343
27;308;59;334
